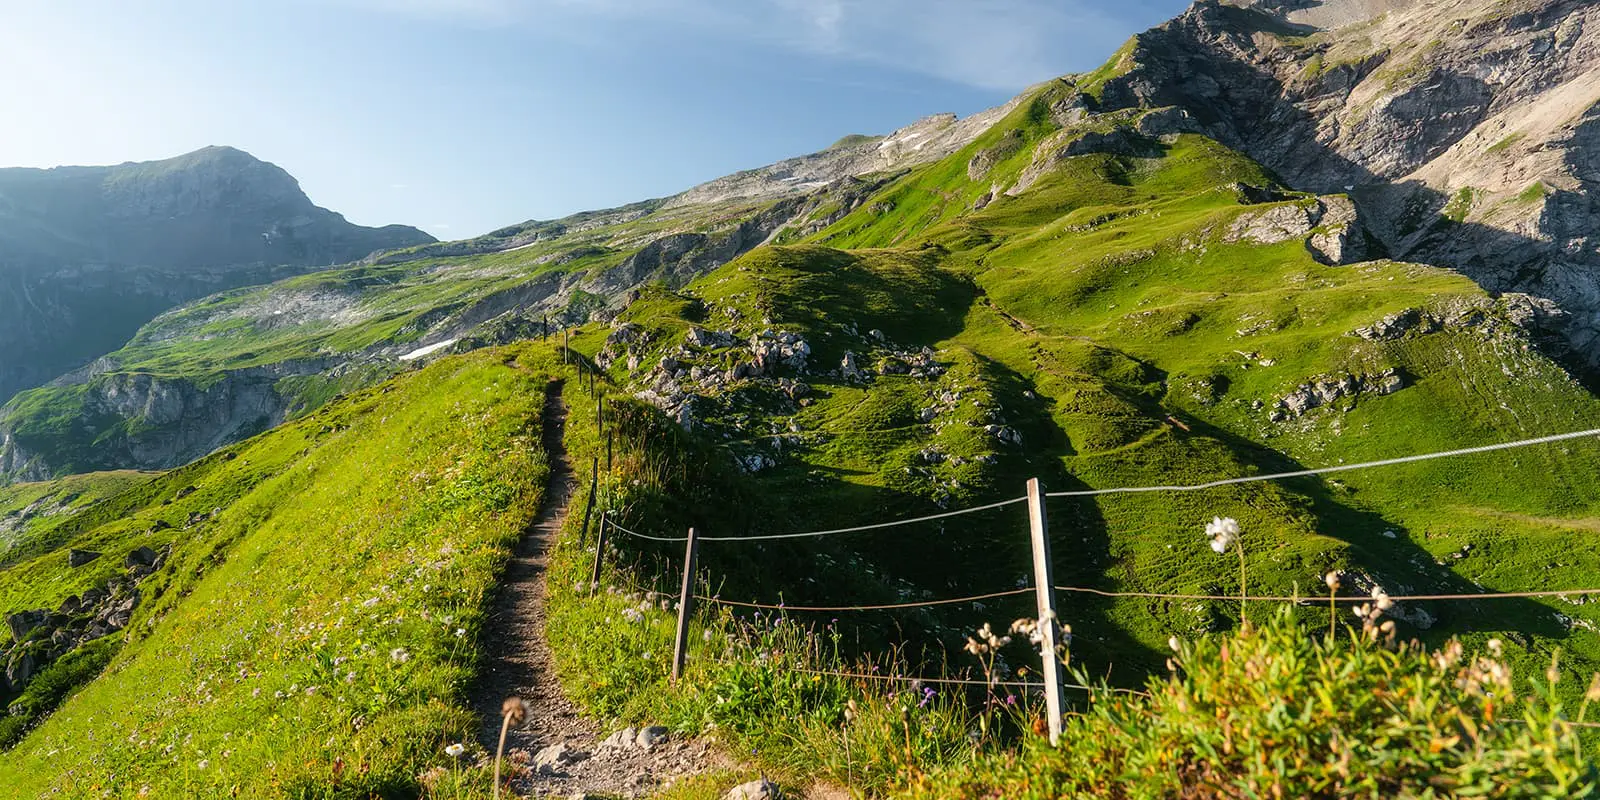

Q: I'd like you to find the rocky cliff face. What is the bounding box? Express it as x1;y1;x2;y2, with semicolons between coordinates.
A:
0;146;434;403
1086;0;1600;364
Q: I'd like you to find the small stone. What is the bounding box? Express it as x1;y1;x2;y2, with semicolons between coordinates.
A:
723;778;781;800
636;725;670;749
533;742;589;774
601;727;639;749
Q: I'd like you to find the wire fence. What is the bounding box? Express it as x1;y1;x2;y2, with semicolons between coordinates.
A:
584;423;1600;736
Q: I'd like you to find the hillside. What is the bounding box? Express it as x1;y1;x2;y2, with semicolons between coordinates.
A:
2;0;1600;795
0;112;1010;481
0;345;551;796
0;146;434;405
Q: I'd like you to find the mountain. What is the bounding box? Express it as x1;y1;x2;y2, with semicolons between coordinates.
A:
2;0;1600;795
1089;0;1600;362
0;146;434;404
0;113;1013;480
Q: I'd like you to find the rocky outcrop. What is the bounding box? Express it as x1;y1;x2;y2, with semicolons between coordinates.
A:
0;146;433;404
1081;0;1600;364
1;545;167;700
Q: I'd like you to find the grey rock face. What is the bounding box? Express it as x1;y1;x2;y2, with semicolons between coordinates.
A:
1090;0;1600;363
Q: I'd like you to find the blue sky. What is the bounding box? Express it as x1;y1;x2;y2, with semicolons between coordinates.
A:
0;0;1188;239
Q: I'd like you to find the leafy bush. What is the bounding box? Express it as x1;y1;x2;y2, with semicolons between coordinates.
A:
907;609;1600;799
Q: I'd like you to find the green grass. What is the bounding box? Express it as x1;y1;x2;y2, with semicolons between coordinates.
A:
0;344;556;797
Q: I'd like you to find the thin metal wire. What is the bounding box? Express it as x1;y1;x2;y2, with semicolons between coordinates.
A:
1045;428;1600;498
1053;586;1600;603
605;518;689;543
697;496;1027;542
696;587;1034;613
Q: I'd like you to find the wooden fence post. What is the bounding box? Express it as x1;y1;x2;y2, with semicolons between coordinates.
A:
542;315;548;340
578;457;599;548
1027;477;1065;746
588;511;610;595
563;328;570;364
671;527;700;683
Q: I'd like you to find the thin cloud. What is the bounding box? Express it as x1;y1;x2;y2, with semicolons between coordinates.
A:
333;0;1165;90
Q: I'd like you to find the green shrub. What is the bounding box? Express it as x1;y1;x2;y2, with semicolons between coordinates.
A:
907;609;1599;799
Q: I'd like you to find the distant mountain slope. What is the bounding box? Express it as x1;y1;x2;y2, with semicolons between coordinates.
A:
0;108;1015;480
0;146;434;402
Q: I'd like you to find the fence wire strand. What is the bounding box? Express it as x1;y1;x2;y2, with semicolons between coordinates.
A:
1052;586;1600;603
1045;428;1600;499
696;587;1034;613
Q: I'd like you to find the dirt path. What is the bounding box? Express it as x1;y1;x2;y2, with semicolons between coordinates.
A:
474;381;723;798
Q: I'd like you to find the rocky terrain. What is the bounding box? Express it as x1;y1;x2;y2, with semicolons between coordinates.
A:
0;146;433;403
1089;0;1600;362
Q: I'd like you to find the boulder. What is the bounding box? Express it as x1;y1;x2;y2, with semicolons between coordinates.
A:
723;778;782;800
67;549;102;567
6;650;35;688
6;610;46;643
635;725;670;748
124;544;159;569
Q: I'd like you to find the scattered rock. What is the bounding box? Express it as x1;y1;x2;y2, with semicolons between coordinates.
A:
1271;369;1405;420
600;727;639;750
635;726;670;749
7;610;46;643
125;546;159;568
724;778;782;800
67;549;102;567
533;742;590;775
839;351;865;382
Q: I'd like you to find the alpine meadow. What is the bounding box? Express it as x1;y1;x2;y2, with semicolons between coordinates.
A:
4;0;1600;797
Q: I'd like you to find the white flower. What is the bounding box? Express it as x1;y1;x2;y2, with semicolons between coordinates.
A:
1205;516;1239;553
197;759;209;770
390;647;410;664
1371;588;1394;611
1324;571;1341;590
445;743;466;758
454;628;466;638
1487;638;1504;657
1168;636;1181;652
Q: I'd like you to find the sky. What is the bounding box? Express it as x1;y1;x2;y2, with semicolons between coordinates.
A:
0;0;1189;240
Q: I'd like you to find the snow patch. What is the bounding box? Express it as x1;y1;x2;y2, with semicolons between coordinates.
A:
398;339;458;361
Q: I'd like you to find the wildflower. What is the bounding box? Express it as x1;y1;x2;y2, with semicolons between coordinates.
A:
391;647;411;664
197;759;209;770
1324;571;1342;590
445;743;467;758
844;699;859;724
361;597;380;608
1168;636;1181;653
702;629;714;643
252;687;261;698
1205;516;1240;553
919;686;936;708
1371;587;1394;611
454;628;466;638
1487;638;1504;657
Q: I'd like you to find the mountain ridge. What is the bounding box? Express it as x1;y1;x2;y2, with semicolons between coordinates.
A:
0;145;434;405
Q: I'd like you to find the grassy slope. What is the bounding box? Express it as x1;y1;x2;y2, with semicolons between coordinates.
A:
0;193;786;478
0;345;556;798
551;86;1600;698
